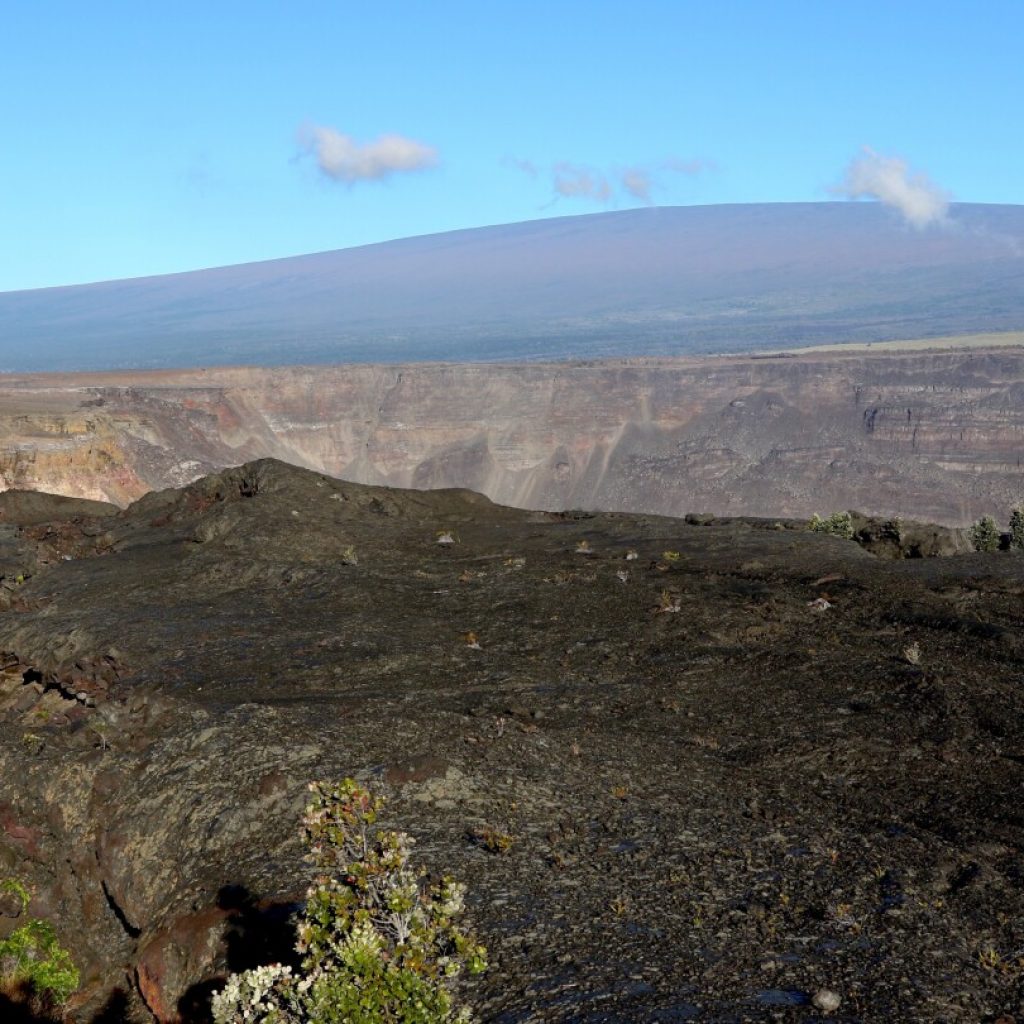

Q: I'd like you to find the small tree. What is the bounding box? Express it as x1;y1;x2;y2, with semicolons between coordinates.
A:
808;511;854;540
212;780;487;1024
1009;506;1024;551
969;515;1000;553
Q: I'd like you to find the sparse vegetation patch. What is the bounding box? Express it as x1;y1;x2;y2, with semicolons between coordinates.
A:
0;878;79;1015
808;511;854;539
969;514;1000;552
1009;505;1024;551
212;779;487;1024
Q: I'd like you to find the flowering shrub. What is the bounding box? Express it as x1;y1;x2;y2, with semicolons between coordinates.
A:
212;779;487;1023
0;878;79;1013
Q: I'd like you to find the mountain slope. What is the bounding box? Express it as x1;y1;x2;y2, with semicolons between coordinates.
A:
1;203;1023;371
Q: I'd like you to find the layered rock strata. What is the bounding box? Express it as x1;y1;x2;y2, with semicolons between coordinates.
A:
1;348;1024;524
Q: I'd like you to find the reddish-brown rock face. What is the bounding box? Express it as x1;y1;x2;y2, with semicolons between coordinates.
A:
136;908;232;1023
1;348;1024;525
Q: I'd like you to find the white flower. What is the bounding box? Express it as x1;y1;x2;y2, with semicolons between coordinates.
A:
211;963;292;1023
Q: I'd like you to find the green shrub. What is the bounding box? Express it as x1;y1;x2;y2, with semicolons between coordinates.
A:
969;515;1000;552
808;511;854;540
1009;506;1024;551
0;879;79;1012
212;779;487;1024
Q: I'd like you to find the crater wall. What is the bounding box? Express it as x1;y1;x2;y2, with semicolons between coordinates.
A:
2;348;1024;525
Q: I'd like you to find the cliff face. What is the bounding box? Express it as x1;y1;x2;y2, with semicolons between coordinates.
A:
2;348;1024;525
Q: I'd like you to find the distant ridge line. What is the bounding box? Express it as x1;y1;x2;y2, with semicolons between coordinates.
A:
1;202;1022;372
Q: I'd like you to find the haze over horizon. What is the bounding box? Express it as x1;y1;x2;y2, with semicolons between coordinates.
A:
3;1;1023;293
2;202;1023;372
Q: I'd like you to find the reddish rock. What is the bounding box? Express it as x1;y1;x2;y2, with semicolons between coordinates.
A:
136;907;232;1024
256;770;289;800
0;803;42;859
385;754;449;785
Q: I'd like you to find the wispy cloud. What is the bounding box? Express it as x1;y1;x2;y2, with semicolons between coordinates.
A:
620;167;652;202
553;162;612;202
502;155;539;178
506;154;715;206
834;146;949;228
663;156;718;177
298;124;438;184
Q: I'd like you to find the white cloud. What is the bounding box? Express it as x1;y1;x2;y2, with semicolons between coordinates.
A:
299;124;438;184
834;146;950;228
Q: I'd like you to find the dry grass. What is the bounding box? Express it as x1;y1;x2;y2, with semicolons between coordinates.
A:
776;330;1024;356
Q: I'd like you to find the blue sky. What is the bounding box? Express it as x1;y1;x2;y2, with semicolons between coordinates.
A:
2;1;1021;291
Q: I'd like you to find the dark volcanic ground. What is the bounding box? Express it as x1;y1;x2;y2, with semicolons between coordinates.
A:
1;459;1024;1023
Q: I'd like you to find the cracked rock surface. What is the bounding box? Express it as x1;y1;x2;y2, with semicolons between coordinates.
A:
1;458;1023;1022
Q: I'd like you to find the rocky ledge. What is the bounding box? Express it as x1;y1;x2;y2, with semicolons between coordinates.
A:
1;459;1023;1022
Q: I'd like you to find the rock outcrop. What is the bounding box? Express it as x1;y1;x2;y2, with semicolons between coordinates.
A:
1;459;1024;1021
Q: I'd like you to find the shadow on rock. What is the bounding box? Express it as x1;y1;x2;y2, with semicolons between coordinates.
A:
0;984;129;1023
88;989;132;1023
176;885;299;1024
0;989;44;1024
